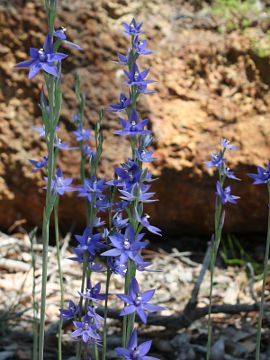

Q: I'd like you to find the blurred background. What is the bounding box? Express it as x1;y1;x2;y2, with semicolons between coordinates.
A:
0;0;270;237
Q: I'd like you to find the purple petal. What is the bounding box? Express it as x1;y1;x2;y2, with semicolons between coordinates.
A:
130;277;139;299
115;348;130;357
141;289;155;303
15;59;36;68
101;249;122;257
82;331;89;343
137;306;148;324
109;235;123;249
64;40;83;50
143;303;165;312
29;48;39;58
138;340;152;356
117;294;133;303
44;34;53;53
71;328;82;338
120;305;136;316
29;63;42;79
128;329;137;349
41;63;59;77
47;52;68;62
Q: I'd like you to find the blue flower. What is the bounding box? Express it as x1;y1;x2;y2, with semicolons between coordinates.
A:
59;300;80;320
135;148;156;163
77;176;108;202
117;277;165;324
113;50;131;66
119;183;157;203
93;216;105;227
122;18;143;36
73;126;93;142
54;26;82;50
33;126;46;138
108;257;127;277
15;34;68;79
83;145;96;159
101;225;147;266
223;167;240;181
71;312;101;343
135;209;161;236
216;181;239;205
95;197;112;212
205;150;225;169
114;109;151;137
107;159;141;190
86;306;104;328
221;138;237;151
78;281;107;302
29;155;48;172
74;226;105;255
45;168;74;196
133;36;152;56
108;94;131;112
124;64;155;88
247;163;270;185
115;329;159;360
54;136;70;150
112;213;129;229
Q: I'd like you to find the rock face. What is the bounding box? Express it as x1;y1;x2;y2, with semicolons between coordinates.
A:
0;0;269;235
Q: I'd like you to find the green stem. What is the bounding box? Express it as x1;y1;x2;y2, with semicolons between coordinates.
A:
54;199;64;360
206;199;223;360
39;210;52;360
122;259;136;347
39;75;56;360
30;228;38;360
76;251;88;360
102;270;111;360
94;342;99;360
255;184;270;360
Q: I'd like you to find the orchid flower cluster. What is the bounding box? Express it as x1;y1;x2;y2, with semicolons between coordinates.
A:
15;1;270;359
58;18;164;359
15;3;84;358
248;163;270;360
205;141;270;360
16;4;163;358
205;139;240;359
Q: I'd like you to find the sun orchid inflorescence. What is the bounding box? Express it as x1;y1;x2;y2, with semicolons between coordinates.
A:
205;139;240;360
57;16;165;359
15;5;165;357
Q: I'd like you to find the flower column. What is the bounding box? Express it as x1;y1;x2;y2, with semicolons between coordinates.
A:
102;18;164;352
14;1;81;358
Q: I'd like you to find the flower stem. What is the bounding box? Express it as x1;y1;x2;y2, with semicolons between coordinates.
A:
30;227;38;360
123;259;136;347
206;198;223;360
54;198;64;360
102;270;111;360
255;184;270;360
39;74;56;360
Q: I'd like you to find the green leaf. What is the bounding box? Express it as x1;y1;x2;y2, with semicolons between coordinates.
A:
75;72;82;102
54;82;62;124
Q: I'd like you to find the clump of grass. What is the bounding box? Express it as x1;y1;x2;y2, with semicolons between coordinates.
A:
212;0;260;31
252;30;270;57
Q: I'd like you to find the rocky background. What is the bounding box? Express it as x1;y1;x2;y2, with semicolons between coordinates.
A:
0;0;270;236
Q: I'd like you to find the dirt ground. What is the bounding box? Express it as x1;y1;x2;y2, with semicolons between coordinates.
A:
0;230;269;359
